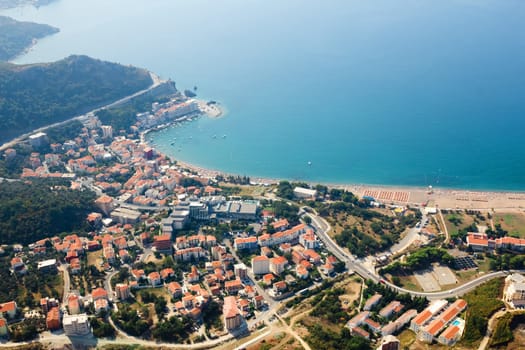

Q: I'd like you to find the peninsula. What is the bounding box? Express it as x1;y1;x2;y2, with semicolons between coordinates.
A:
0;55;153;143
0;15;58;61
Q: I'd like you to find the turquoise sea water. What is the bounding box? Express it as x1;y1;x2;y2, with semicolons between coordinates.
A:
3;0;525;190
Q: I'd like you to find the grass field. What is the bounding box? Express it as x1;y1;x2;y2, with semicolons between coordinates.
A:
494;212;525;238
444;212;477;236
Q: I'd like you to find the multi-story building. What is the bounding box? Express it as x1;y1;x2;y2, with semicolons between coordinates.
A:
63;314;91;336
234;263;248;280
115;284;130;300
270;256;288;275
223;296;242;331
153;234;172;253
0;301;17;319
364;294;383;311
251;255;270;275
46;307;61;330
234;237;258;251
504;273;525;308
409;299;448;333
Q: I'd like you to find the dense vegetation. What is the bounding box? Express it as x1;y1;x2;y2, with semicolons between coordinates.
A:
0;179;96;244
0;15;58;61
152;316;193;342
334;209;419;258
490;312;525;347
0;55;152;143
111;304;150;336
306;325;372;350
380;247;454;274
310;287;349;324
461;278;504;345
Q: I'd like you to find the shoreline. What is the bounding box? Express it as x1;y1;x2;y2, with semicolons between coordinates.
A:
165;157;525;212
155;153;525;211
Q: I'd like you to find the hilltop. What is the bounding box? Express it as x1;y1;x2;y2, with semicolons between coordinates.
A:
0;15;58;60
0;55;153;143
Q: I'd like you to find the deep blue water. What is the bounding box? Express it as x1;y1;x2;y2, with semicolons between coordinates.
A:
3;0;525;190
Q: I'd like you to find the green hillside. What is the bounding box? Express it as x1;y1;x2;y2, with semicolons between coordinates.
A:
0;15;58;60
0;55;153;143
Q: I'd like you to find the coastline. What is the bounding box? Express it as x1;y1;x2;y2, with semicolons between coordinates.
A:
152;148;525;211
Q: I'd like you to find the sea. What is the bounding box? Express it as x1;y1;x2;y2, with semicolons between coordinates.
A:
3;0;525;190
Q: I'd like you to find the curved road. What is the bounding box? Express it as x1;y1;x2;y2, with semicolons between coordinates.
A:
305;208;521;299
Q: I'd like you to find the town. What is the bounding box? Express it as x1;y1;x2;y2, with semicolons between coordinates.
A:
0;92;524;350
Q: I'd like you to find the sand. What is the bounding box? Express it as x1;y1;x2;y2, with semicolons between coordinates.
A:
171;157;525;211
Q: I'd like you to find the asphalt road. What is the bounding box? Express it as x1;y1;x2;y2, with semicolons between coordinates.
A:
305;207;522;300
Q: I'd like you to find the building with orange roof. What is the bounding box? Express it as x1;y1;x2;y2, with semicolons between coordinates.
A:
272;218;289;231
238;298;250;313
263;273;275;286
270;256;288;275
234;236;258;251
92;287;108;301
10;257;27;274
95;195;114;216
131;269;145;280
175;246;205;262
419;318;446;342
292;250;305;265
46;306;61;330
251;255;270;275
296;260;310;272
350;326;370;339
0;318;7;336
223;296;242;331
253;295;265;310
364;318;382;333
115;284;130;300
167;282;183;298
68;295;81;315
0;301;17;319
160;268;175;280
94;298;109;313
437;320;465;346
273;281;287;294
379;301;404;319
296;265;309;279
299;229;319;249
303;249;321;264
410;299;448;333
225;279;243;295
148;272;161;286
363;294;383;311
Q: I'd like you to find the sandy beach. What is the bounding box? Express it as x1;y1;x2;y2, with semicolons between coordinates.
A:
170;157;525;211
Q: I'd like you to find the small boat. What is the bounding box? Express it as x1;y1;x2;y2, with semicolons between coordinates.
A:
170;142;175;146
222;134;227;139
308;161;312;166
212;135;217;139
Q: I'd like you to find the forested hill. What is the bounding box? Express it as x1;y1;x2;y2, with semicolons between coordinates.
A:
0;179;97;245
0;55;153;143
0;15;58;60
